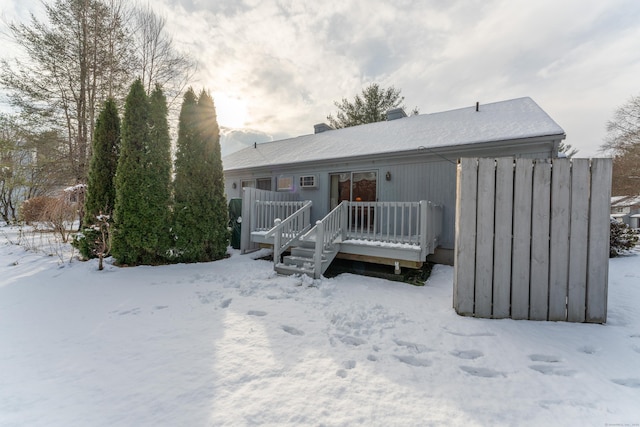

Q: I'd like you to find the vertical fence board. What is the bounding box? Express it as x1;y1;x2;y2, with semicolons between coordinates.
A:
241;187;257;254
530;160;551;321
474;158;496;318
586;158;612;323
454;158;478;315
549;159;571;321
492;158;514;318
567;160;589;322
511;159;533;320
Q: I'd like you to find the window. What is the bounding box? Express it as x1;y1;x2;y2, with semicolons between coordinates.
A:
277;176;294;191
299;175;317;188
256;178;272;191
241;179;254;189
330;170;377;209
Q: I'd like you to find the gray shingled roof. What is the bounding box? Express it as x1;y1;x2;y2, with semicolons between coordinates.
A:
223;97;565;171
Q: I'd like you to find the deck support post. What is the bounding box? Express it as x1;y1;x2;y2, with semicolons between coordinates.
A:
314;220;324;279
419;201;428;258
273;218;282;265
340;203;348;240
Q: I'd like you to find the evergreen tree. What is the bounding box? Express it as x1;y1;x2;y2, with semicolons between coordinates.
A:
112;78;157;265
327;83;417;129
146;84;173;259
173;88;228;262
84;98;120;224
197;89;229;260
172;88;199;261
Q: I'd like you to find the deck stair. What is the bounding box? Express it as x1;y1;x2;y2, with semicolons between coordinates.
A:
275;235;340;277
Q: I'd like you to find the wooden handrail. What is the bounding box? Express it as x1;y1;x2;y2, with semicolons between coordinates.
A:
271;201;312;265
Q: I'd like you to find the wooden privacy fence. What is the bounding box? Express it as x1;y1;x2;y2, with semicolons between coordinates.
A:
453;157;612;323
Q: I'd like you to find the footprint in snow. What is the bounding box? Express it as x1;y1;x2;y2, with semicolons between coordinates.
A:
443;327;496;337
529;365;576;377
220;298;232;309
394;339;430;353
281;325;304;336
528;355;575;376
336;335;367;347
460;366;505;378
451;349;484;360
529;354;562;363
248;310;267;317
395;355;431;367
153;305;168;310
343;360;356;370
196;291;217;304
611;378;640;388
113;307;140;316
538;400;593;410
577;345;598;355
335;361;356;378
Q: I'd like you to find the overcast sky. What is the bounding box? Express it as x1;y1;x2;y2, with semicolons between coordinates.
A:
3;0;640;157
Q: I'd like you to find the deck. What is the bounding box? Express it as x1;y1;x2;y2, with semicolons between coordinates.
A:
242;189;443;278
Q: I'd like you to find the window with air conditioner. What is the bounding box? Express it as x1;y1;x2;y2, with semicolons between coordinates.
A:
299;175;317;188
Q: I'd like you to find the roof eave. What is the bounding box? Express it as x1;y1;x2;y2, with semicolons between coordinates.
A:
223;133;565;175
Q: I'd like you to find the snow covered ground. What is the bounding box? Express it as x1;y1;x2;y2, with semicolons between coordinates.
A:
1;225;639;426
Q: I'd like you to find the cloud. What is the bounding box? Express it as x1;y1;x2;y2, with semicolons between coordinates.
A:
220;127;285;157
5;0;640;157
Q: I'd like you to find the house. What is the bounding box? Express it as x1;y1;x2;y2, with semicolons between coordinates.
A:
611;195;640;228
222;97;566;278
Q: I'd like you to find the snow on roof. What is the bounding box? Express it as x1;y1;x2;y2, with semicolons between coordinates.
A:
223;97;565;171
611;195;629;204
611;195;640;207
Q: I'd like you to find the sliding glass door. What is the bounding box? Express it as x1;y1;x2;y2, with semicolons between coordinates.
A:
329;171;377;210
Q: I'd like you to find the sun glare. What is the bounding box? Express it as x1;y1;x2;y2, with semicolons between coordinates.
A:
215;93;248;129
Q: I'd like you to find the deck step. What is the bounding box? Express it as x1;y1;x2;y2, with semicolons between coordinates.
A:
276;252;335;277
275;262;315;276
296;239;316;248
291;246;337;258
282;255;325;268
291;246;315;258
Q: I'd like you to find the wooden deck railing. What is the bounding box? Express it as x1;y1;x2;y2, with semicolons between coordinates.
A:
344;201;440;247
421;201;443;258
252;200;307;232
312;203;346;278
309;200;442;278
269;201;312;265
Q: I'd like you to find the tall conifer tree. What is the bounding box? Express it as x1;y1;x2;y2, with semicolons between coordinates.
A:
172;88;199;261
113;78;159;265
173;88;228;262
197;89;228;260
147;84;173;259
84;98;120;224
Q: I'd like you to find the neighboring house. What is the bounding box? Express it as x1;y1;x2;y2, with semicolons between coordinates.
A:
222;97;565;278
610;195;640;228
